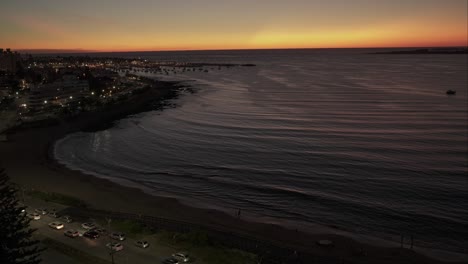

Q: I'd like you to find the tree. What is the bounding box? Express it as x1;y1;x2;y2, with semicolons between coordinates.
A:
0;169;42;264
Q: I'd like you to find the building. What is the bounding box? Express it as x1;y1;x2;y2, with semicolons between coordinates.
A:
0;71;14;98
29;75;89;109
0;48;19;73
0;81;9;98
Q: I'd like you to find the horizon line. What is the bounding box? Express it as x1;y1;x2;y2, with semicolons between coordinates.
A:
11;45;468;54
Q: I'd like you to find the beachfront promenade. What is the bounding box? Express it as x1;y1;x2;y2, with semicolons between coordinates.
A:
59;207;338;264
27;197;339;264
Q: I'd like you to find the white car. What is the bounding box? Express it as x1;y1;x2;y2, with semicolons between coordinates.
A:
27;213;41;220
81;222;96;230
109;232;125;241
35;208;48;215
135;240;149;248
162;258;180;264
106;242;124;252
49;222;64;230
64;229;79;238
172;252;191;263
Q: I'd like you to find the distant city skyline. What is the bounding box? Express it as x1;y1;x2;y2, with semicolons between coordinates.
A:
1;0;467;52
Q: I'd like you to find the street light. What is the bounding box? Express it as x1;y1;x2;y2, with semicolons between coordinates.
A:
106;218;114;264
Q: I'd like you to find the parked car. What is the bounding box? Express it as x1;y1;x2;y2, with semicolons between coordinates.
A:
49;211;60;218
106;242;124;252
83;230;100;239
76;228;88;237
162;258;179;264
48;222;64;230
81;222;96;230
61;215;73;223
94;228;107;235
27;213;41;220
135;240;149;248
64;229;79;238
172;252;191;263
109;232;125;241
34;208;48;215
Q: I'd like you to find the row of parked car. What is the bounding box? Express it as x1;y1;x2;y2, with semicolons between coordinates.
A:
26;207;72;223
66;221;145;247
27;207;191;263
78;222;191;263
163;252;192;264
59;223;130;253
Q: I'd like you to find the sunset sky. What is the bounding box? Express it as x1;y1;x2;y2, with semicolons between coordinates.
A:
1;0;467;52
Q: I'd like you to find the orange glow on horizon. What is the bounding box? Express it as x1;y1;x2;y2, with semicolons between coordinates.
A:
12;34;467;53
1;1;466;52
8;23;467;52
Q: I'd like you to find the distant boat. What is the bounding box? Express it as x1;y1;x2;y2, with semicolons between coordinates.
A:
446;90;456;95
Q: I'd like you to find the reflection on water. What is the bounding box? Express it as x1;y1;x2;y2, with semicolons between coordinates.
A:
55;50;468;253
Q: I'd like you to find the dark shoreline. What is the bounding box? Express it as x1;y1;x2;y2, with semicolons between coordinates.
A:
45;79;186;165
1;80;465;263
8;80;184;135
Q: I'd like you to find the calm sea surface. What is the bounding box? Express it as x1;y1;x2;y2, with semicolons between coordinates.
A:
54;49;468;253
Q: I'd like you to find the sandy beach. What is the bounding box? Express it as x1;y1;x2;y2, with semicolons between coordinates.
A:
0;81;466;264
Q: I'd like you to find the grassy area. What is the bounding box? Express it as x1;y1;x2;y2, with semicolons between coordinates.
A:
96;219;155;239
26;189;88;208
158;230;258;264
191;247;257;264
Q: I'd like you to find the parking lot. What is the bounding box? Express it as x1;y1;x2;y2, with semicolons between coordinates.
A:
26;200;196;264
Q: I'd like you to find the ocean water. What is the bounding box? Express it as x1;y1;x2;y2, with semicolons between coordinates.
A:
54;49;468;253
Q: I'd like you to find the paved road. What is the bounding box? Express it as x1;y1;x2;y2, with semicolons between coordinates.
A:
28;206;184;264
41;247;84;264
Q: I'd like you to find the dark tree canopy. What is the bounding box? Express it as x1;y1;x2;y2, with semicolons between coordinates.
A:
0;169;42;264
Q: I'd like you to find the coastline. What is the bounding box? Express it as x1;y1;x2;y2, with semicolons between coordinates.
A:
0;81;466;263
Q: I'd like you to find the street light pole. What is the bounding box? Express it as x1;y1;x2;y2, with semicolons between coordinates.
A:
106;217;114;264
